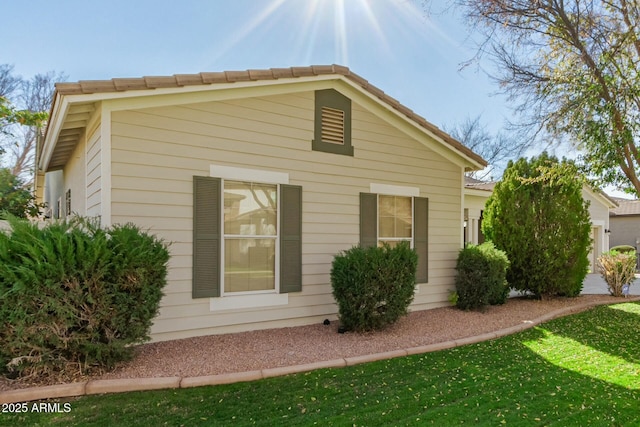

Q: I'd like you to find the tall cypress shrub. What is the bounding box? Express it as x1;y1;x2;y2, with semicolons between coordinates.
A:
482;153;592;298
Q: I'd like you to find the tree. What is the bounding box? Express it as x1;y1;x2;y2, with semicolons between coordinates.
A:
0;65;64;182
482;153;592;298
0;168;42;218
446;115;527;180
457;0;640;196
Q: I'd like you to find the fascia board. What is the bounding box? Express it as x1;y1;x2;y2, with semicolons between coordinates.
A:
65;75;339;111
464;188;493;198
583;185;617;209
39;93;68;172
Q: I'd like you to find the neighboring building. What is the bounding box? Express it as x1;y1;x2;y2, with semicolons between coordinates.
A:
609;198;640;251
36;65;487;342
463;177;494;246
463;178;616;272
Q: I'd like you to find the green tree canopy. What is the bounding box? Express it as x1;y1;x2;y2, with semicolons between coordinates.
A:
457;0;640;196
482;153;592;298
0;167;41;218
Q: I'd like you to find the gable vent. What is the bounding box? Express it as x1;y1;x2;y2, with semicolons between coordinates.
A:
321;106;345;145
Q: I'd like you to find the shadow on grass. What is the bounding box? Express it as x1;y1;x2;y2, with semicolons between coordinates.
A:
5;315;640;426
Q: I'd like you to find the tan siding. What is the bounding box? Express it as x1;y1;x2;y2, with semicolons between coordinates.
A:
86;128;102;216
110;91;463;341
62;133;86;216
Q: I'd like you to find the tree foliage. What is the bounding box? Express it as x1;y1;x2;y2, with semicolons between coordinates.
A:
457;0;640;196
482;153;592;298
0;168;42;218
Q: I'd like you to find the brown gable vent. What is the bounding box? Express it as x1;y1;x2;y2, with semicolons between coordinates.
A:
321;106;345;145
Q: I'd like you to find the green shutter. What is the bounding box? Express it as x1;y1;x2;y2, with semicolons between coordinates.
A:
360;192;377;248
192;176;221;298
414;197;429;283
280;184;302;293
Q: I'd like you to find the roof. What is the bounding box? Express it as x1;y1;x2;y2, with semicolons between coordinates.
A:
464;176;496;192
40;64;487;172
610;199;640;216
464;176;618;209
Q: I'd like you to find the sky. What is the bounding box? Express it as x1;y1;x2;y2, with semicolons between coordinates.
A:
2;0;510;133
7;0;628;197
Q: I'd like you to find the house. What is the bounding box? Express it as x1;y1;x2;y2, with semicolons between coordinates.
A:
609;198;640;252
463;178;617;272
36;65;487;342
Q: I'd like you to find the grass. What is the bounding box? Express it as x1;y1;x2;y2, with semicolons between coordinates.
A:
2;302;640;426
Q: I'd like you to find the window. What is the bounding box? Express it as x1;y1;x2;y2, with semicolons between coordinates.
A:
192;170;302;299
313;89;354;156
223;181;277;293
378;195;412;247
360;189;429;283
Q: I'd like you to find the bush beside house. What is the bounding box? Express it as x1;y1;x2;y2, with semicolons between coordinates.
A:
454;242;510;310
331;242;417;332
0;216;169;379
482;153;592;298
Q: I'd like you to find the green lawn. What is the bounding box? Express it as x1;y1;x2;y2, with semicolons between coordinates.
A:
3;302;640;426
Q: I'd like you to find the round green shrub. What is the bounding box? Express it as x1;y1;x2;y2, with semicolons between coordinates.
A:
331;242;417;332
455;242;510;310
0;216;169;378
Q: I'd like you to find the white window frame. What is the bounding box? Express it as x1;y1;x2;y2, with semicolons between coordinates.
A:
370;183;419;249
210;165;290;311
221;180;279;297
377;194;414;249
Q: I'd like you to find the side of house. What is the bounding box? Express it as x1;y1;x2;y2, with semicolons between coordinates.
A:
609;199;640;255
462;180;615;272
38;66;486;342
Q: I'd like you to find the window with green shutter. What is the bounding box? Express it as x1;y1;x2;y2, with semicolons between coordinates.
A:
360;192;429;283
193;175;302;298
313;89;354;156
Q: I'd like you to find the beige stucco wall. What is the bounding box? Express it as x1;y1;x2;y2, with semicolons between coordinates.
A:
108;90;465;342
43;170;63;218
581;188;611;271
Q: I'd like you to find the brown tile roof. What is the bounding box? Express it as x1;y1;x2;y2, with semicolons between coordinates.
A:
51;64;486;167
611;199;640;216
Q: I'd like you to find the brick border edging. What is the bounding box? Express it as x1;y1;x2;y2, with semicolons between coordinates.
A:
2;296;639;404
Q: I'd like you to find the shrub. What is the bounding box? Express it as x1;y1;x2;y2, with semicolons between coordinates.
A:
331;242;417;332
610;245;636;254
597;250;637;297
455;242;510;310
482;153;592;298
0;216;169;379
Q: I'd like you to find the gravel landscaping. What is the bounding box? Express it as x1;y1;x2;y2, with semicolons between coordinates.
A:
0;294;629;393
